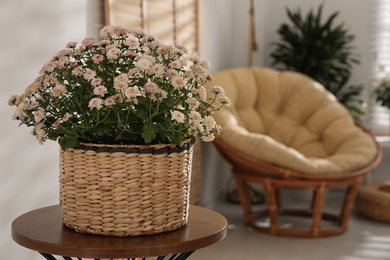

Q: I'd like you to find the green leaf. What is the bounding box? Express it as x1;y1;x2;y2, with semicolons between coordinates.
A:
142;123;157;144
59;135;79;150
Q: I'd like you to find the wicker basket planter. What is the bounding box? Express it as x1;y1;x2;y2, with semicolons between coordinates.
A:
59;141;193;237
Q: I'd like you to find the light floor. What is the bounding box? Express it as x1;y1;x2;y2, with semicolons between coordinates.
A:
193;140;390;260
193;197;390;260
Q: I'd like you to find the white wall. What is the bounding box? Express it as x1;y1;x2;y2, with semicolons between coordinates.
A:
0;0;377;258
0;1;87;259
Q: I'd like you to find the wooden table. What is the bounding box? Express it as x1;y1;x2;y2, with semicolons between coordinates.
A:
12;205;227;259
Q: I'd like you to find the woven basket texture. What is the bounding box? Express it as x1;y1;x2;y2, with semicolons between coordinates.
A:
356;183;390;223
59;141;193;237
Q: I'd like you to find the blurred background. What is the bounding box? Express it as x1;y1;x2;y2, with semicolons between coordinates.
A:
0;0;385;259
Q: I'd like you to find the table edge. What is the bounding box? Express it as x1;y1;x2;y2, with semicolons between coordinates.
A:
12;205;228;258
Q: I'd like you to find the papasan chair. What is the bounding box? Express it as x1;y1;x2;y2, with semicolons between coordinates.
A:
205;67;382;237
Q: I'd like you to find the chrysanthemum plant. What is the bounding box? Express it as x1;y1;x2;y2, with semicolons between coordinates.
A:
9;26;230;150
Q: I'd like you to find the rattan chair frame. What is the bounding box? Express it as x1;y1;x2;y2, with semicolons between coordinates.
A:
214;123;382;237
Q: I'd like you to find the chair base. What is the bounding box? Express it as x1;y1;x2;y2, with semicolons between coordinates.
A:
233;171;364;238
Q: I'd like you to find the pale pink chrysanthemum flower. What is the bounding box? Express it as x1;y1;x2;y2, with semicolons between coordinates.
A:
39;61;57;74
106;47;121;60
129;28;146;37
126;50;137;56
128;68;139;76
125;86;142;99
126;36;140;48
201;133;215;142
158;45;171;56
34;123;44;133
82;37;95;47
175;45;189;54
66;41;77;48
93;85;107;96
88;98;104;110
199;59;211;70
83;70;97;81
171;110;185;123
143;82;159;94
148;39;161;49
169;60;182;69
92;54;104;63
165;69;179;78
210;85;225;95
29;101;40;109
43;75;59;85
104;97;115;106
197;123;204;133
63;113;72;122
99;26;113;39
8;95;17;106
189;56;201;63
218;96;232;107
25;81;41;95
51;84;67;97
187;97;200;109
171;76;185;89
184;70;195;79
15;99;27;112
149;64;165;77
189;111;202;123
203;116;216;129
34;109;45;123
72;66;83;76
36;129;46;145
53;120;60;128
135;57;154;71
114;74;128;90
57;56;69;68
91;77;103;87
191;64;207;76
149;88;167;102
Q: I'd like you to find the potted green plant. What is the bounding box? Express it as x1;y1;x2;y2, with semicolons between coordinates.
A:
8;25;230;237
270;4;364;119
373;75;390;110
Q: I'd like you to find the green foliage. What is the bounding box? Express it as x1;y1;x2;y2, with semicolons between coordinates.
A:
373;76;390;110
270;4;364;119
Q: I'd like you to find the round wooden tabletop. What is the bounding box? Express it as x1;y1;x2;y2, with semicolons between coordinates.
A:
12;205;227;259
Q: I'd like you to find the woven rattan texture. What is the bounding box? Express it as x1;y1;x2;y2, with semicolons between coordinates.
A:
356;183;390;223
59;142;193;237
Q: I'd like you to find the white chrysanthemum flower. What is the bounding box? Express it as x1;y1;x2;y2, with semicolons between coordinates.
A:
114;74;128;90
187;97;200;109
135;58;154;70
34;109;45;123
201;133;215;142
203;116;216;129
210;85;225;95
171;110;185;123
93;86;107;96
106;47;121;60
126;36;140;48
190;111;202;123
83;70;97;81
125;86;142;99
171;76;185;89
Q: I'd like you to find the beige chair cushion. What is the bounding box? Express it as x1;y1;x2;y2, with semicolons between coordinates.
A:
208;67;377;174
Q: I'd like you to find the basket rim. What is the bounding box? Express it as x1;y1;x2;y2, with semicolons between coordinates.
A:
69;140;193;155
